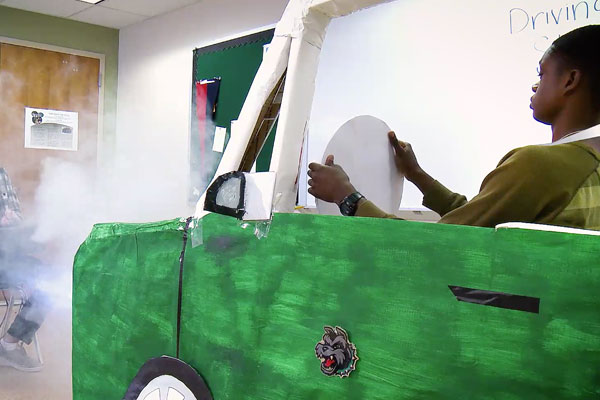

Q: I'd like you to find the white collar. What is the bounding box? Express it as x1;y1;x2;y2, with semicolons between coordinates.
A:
551;123;600;145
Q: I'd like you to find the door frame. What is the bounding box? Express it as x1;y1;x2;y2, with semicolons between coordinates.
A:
0;36;106;166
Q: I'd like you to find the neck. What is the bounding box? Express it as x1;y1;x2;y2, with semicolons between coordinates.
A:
551;111;600;142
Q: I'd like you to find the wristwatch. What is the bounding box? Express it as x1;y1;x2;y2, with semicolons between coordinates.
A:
338;192;365;216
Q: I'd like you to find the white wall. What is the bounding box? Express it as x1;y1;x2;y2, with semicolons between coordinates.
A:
115;0;288;220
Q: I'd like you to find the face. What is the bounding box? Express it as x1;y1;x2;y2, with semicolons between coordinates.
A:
530;50;568;125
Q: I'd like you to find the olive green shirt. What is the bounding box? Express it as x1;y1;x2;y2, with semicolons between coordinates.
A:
356;142;600;230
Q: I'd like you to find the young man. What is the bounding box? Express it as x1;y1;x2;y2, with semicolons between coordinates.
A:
308;25;600;230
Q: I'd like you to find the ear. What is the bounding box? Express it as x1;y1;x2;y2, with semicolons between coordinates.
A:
335;326;348;341
563;68;583;95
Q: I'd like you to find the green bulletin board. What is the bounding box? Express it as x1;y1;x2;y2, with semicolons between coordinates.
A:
192;29;276;174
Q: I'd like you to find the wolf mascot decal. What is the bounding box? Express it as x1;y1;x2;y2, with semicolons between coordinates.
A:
315;326;358;378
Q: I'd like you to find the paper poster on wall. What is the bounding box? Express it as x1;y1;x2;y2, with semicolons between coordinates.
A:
212;127;227;153
24;107;78;151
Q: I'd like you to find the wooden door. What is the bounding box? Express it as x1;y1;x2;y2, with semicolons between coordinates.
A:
0;42;100;214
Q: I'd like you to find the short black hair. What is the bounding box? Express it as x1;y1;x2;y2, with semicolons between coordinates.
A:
550;25;600;109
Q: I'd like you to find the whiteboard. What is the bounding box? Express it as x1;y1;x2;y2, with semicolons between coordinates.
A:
302;0;600;209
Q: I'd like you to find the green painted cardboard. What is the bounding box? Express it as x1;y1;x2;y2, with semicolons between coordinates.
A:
73;213;600;399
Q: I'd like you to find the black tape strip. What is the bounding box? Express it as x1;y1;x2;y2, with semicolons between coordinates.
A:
176;217;193;359
448;285;540;314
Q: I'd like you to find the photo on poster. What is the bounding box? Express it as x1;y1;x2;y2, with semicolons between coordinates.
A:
24;107;79;151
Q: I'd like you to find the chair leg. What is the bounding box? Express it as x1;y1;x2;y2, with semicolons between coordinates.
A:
33;331;43;365
0;289;16;339
17;286;43;365
1;287;44;365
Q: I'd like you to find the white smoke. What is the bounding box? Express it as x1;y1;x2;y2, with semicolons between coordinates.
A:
30;152;199;306
0;63;220;342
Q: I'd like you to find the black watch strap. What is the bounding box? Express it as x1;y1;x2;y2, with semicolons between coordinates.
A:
339;192;365;216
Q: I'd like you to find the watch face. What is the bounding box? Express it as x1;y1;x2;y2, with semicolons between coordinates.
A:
340;193;362;216
124;356;213;400
340;200;356;216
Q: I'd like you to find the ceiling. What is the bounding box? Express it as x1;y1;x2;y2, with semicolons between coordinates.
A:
0;0;204;29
